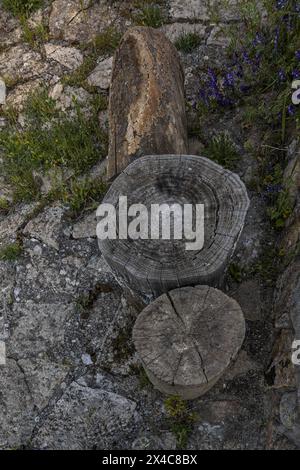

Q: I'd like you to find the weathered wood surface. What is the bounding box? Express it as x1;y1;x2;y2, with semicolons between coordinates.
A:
133;286;246;399
98;154;250;301
107;27;188;180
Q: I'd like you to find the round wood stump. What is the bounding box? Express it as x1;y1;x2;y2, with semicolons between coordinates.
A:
107;26;188;180
132;286;246;399
98;154;250;300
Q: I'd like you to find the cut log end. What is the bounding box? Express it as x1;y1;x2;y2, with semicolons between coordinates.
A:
133;286;246;399
99;154;250;300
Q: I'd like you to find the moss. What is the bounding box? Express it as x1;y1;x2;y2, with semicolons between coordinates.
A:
0;89;108;203
2;0;43;18
164;395;198;449
0;242;22;261
175;33;201;53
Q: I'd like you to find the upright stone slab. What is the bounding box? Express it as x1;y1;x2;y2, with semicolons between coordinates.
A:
98;154;250;301
133;286;246;399
107;27;188;180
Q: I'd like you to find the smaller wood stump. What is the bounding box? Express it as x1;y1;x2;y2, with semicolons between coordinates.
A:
133;286;245;399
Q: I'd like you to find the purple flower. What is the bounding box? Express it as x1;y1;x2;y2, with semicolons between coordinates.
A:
276;0;288;9
292;69;300;79
288;104;295;115
278;68;286;81
242;50;252;65
296;50;300;60
274;27;280;50
224;72;235;88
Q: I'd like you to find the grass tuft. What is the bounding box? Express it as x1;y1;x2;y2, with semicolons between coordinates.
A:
175;33;201;53
203;132;239;170
0;242;22;261
2;0;43;18
0;89;108;204
134;5;164;28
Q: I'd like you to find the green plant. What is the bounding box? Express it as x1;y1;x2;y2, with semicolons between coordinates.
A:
21;19;49;48
251;245;284;285
229;263;243;282
0;89;108;203
130;364;152;389
134;5;164;28
203;132;239;169
0;197;10;213
61;177;107;217
112;323;135;362
2;0;43;18
64;27;120;90
164;395;198;449
268;186;293;229
175;33;201;53
0;242;22;261
87;27;121;56
76;282;113;318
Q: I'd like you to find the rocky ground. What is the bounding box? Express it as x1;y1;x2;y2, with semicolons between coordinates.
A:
0;0;299;450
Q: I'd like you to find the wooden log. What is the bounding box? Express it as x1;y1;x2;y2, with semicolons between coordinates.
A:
132;286;246;399
107;27;188;180
98;154;250;301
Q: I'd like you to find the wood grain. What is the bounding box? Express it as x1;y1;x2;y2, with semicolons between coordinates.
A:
107;27;188;180
133;286;246;399
98;154;250;301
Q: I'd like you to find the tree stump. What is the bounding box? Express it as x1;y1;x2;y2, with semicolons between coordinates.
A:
132;286;246;399
98;154;250;301
107;27;188;180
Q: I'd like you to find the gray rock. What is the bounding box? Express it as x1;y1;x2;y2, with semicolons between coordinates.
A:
169;0;209;21
161;23;206;43
0;45;48;81
81;353;93;365
232;280;262;321
87;57;113;90
44;44;83;71
49;0;118;43
72;212;97;239
52;85;91;112
0;359;35;449
23;204;65;251
132;432;177;450
207;25;231;48
0;78;6;105
280;392;298;430
0;203;37;247
18;358;71;410
4;80;42;111
8;301;73;359
32;382;137;449
0;8;22;47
